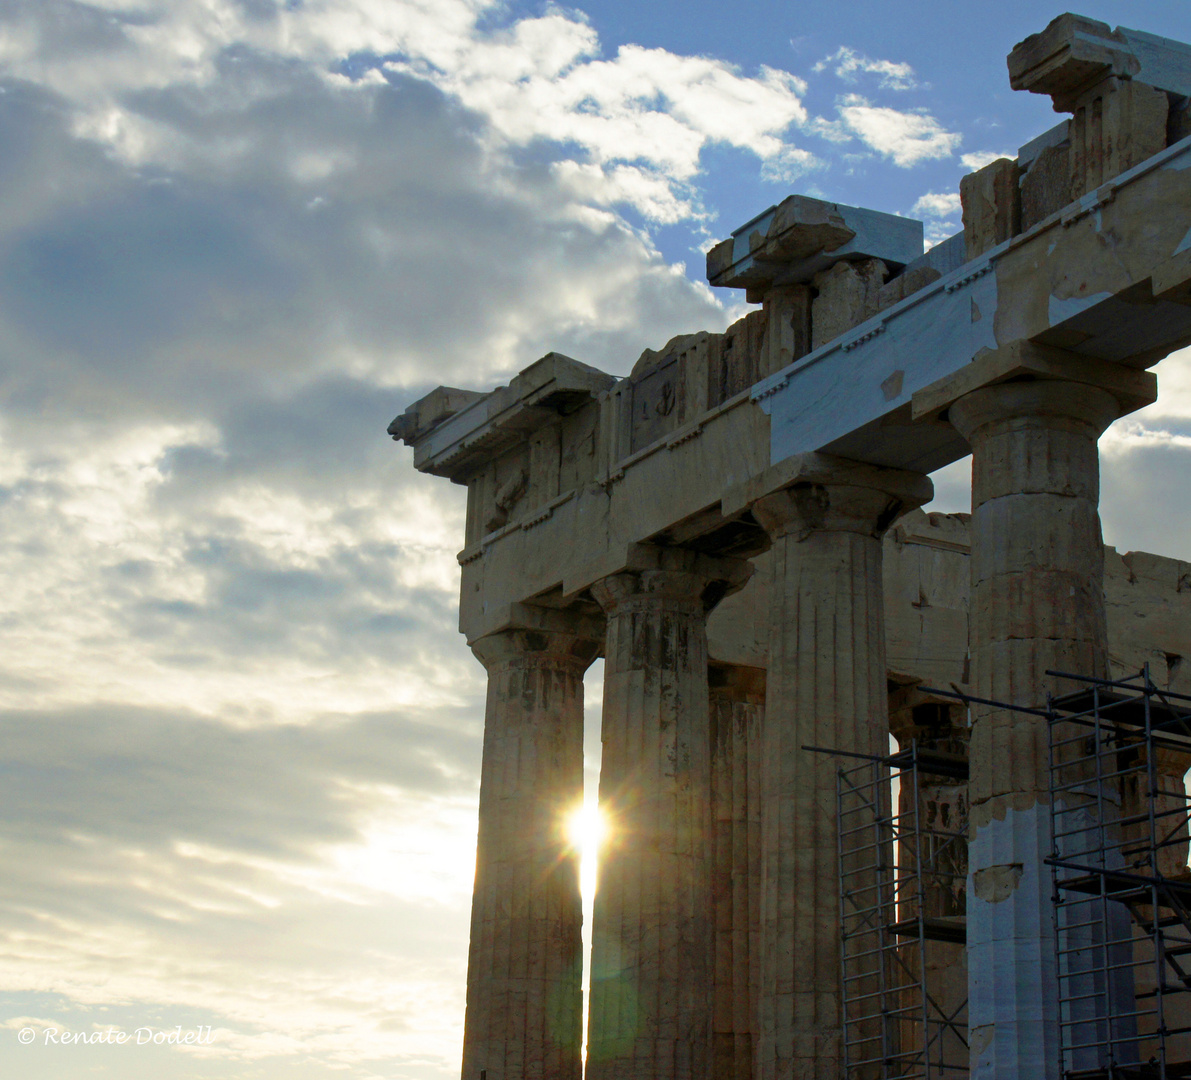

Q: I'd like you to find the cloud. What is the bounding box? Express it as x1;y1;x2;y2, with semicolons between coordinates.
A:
0;3;751;1074
812;46;917;91
550;160;700;224
960;149;1014;171
0;0;816;224
912;191;962;218
0;703;483;1075
1101;346;1191;562
399;38;813;185
833;94;962;166
910;191;963;247
760;144;822;183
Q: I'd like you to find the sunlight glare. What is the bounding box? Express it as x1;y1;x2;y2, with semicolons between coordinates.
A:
566;802;606;901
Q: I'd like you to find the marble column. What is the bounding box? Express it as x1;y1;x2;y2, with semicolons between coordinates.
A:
751;456;932;1080
948;380;1121;1080
462;620;601;1080
709;662;765;1080
586;549;751;1080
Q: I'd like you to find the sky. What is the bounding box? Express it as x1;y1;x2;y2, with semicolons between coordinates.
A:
1;1;1191;1077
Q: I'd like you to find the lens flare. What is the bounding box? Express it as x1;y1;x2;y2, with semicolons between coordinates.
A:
566;802;606;900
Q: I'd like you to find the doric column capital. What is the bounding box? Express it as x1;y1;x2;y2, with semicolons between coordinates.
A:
949;379;1120;446
752;460;932;543
590;546;753;618
469;609;602;673
950;380;1120;513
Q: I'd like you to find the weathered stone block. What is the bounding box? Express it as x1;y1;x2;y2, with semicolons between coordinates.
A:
811;258;887;350
1069;76;1168;195
387;384;482;443
760;285;811;378
1009;14;1139;109
1021;142;1073;229
960;157;1021;261
1172;95;1191;145
876;264;942;312
707;195;920;293
1012;15;1191;111
628;332;717;453
707;310;766;410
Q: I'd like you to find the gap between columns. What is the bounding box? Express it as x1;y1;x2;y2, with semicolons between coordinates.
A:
581;657;604;1072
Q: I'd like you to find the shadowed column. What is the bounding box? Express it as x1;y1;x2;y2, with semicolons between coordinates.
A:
586;549;751;1080
462;621;601;1080
949;381;1122;1080
751;456;931;1080
709;662;765;1080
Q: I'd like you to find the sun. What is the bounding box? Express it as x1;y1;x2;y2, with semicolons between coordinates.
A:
566;802;606;901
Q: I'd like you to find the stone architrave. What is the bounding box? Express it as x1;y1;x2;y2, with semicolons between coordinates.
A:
750;455;932;1080
463;621;602;1080
948;379;1125;1080
586;549;751;1080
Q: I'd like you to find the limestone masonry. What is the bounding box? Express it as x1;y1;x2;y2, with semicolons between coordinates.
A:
392;13;1191;1080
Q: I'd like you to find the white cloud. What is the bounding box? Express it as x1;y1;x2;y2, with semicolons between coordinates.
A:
0;702;483;1074
0;4;748;1075
1100;347;1191;562
812;46;917;91
960;149;1015;171
551;161;699;224
912;191;962;218
834;94;962;166
0;0;815;223
388;35;812;188
760;144;822;183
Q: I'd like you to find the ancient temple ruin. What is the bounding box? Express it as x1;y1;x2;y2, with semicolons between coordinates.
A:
391;14;1191;1080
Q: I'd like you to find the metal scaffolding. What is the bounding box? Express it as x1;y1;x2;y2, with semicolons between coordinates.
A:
825;742;970;1078
1047;666;1191;1080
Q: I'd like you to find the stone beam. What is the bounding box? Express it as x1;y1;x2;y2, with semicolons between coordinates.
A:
397;87;1191;647
752;134;1191;474
402;351;616;479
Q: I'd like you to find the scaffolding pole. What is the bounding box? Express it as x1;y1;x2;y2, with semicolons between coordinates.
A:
924;667;1191;1080
812;741;970;1079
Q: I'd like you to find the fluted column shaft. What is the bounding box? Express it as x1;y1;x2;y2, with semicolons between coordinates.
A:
709;663;765;1080
950;381;1120;1080
462;626;600;1080
587;554;749;1080
752;462;930;1080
